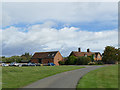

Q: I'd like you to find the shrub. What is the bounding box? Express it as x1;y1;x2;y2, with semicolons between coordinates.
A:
68;55;77;65
88;61;104;65
88;62;96;65
76;56;91;65
96;61;104;65
58;61;65;65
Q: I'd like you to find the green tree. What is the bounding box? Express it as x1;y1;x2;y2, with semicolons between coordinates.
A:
68;55;77;65
102;46;118;64
58;61;65;65
88;54;94;62
76;56;91;65
21;52;32;61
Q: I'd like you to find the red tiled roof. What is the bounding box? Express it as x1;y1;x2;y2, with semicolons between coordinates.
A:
71;51;95;57
32;51;58;59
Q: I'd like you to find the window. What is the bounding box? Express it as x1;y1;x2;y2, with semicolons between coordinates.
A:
52;54;54;56
93;55;95;58
85;54;87;57
48;54;50;56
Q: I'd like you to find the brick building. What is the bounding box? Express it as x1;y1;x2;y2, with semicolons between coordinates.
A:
31;51;63;65
69;48;102;61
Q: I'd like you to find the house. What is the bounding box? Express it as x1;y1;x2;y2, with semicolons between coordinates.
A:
69;48;102;61
31;51;63;65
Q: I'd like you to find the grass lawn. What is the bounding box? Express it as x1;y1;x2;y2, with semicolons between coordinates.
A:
0;67;2;90
77;65;118;88
2;66;84;88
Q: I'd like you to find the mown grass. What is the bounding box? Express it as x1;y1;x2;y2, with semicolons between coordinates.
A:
77;65;118;88
2;66;84;88
0;67;2;90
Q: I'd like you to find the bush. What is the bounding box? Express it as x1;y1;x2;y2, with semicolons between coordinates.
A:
68;55;77;65
58;61;65;65
88;62;96;65
96;61;104;65
88;61;104;65
76;56;91;65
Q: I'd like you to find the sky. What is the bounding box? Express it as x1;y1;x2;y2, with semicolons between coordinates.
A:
0;2;118;57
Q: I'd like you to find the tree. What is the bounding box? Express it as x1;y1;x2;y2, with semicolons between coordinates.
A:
76;56;91;65
68;55;77;65
21;52;32;61
88;54;94;62
102;46;118;64
58;61;65;65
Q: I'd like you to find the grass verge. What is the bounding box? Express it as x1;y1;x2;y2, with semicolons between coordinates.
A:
0;67;2;90
77;65;118;88
2;66;84;88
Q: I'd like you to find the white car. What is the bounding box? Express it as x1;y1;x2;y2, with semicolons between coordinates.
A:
2;63;9;67
9;62;20;66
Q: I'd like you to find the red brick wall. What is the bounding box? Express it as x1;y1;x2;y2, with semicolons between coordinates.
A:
42;58;54;64
31;59;39;63
54;51;63;65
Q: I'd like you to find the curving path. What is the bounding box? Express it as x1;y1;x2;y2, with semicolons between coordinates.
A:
24;65;107;88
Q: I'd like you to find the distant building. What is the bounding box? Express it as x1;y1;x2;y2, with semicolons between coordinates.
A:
69;48;102;61
31;51;63;65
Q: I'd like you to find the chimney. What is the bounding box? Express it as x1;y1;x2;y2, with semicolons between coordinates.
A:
78;48;81;52
87;48;90;52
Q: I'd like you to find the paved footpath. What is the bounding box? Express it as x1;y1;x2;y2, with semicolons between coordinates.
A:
24;65;107;88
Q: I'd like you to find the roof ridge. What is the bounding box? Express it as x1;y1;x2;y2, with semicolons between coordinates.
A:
35;51;58;53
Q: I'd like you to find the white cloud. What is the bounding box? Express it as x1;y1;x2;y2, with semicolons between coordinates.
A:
2;2;118;27
1;22;118;56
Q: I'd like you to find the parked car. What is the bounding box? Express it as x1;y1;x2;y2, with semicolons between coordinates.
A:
35;63;41;66
2;63;9;67
21;63;28;66
9;62;19;66
27;62;36;66
48;63;55;66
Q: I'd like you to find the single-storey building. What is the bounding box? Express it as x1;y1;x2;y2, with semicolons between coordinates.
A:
31;51;63;65
69;48;102;61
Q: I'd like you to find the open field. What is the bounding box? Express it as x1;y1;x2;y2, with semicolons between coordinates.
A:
77;65;118;88
2;66;84;88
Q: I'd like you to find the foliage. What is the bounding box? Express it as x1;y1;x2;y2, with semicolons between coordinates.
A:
88;62;96;65
1;52;32;63
2;56;23;63
95;61;104;65
58;61;65;65
102;46;119;64
21;52;32;61
76;56;91;65
63;56;91;65
88;54;94;62
68;55;77;65
88;61;104;65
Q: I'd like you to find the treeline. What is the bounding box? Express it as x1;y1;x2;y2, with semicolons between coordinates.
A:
102;46;120;64
0;53;32;63
59;46;120;65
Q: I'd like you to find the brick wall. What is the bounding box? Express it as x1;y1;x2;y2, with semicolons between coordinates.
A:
54;51;63;65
